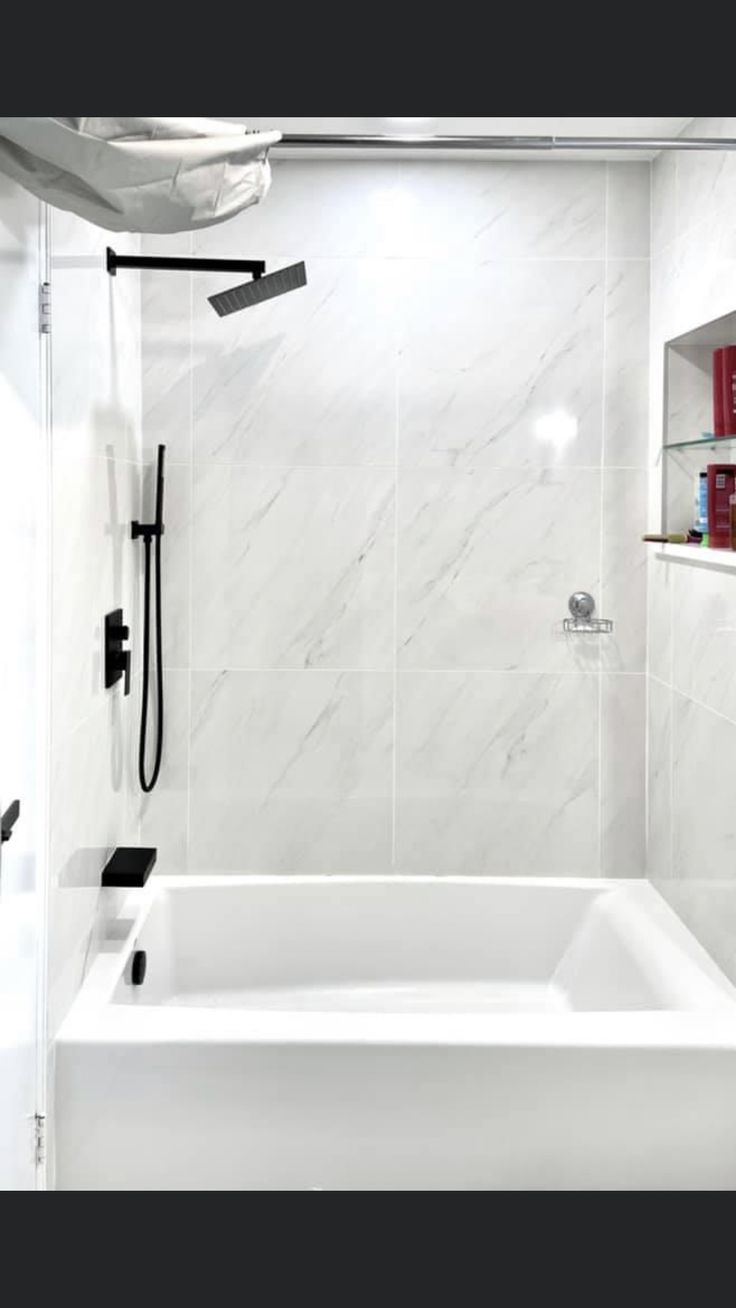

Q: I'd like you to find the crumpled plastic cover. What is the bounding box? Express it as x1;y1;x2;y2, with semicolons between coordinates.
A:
0;117;281;233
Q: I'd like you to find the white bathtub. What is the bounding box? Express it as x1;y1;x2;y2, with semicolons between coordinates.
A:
55;876;736;1190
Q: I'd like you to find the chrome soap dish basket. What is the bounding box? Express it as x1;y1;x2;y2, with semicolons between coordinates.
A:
564;592;613;634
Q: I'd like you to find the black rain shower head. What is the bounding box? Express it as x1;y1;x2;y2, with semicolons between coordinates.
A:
208;262;308;317
106;248;307;318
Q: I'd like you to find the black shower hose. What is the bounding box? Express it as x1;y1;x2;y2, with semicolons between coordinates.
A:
138;527;164;793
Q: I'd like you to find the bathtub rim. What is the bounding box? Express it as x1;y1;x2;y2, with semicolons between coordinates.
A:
54;875;736;1049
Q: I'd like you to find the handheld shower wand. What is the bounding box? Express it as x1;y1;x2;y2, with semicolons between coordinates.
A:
132;445;166;793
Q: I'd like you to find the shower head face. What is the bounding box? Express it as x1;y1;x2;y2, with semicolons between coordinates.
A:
208;261;307;317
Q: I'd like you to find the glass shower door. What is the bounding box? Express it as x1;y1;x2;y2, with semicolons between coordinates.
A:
0;180;49;1190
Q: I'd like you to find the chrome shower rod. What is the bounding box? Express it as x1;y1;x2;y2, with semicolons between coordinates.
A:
280;134;736;152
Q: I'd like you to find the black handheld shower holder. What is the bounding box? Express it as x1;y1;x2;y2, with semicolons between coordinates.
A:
133;445;167;795
132;519;164;542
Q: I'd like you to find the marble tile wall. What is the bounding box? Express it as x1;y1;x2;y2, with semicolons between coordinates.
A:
140;159;650;879
649;118;736;983
47;211;143;1036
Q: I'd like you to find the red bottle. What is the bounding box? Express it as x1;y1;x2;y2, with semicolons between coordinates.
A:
722;346;736;436
707;464;736;548
714;349;726;437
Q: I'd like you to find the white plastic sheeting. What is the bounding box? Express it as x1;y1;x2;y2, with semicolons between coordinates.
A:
0;117;281;233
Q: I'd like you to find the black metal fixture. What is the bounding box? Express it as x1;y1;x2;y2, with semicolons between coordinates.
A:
132;444;166;794
104;609;131;696
131;951;148;987
208;261;307;317
1;799;20;844
106;247;307;316
107;247;266;279
102;847;157;889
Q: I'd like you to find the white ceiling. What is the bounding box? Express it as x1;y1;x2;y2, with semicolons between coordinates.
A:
224;117;695;160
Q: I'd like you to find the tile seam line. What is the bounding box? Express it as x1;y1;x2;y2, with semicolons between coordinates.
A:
597;166;609;875
176;668;645;677
160;463;650;473
649;676;736;732
187;255;644;265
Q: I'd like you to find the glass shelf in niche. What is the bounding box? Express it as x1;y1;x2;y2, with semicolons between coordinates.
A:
664;433;736;453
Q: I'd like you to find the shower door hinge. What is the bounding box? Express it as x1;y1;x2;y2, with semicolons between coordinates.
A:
39;282;51;335
33;1113;46;1167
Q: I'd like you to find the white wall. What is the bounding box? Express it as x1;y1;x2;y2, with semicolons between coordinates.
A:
649;118;736;982
46;212;143;1036
140;159;650;878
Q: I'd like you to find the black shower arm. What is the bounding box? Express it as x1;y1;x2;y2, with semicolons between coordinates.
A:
106;248;266;278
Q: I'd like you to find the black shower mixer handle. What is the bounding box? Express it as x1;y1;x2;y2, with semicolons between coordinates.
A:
104;610;131;697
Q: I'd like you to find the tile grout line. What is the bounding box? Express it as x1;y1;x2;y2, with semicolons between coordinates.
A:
136;258;144;851
391;326;400;872
215;254;649;266
644;158;654;881
169;667;646;678
156;461;652;474
597;167;610;876
185;239;194;874
651;676;736;732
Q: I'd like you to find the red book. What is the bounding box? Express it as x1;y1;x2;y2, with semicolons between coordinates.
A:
707;464;736;548
714;348;726;437
722;345;736;437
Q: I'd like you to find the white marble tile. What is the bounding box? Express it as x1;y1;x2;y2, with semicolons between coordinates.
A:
387;161;606;261
604;260;649;468
191;466;394;670
52;455;141;741
188;672;393;874
51;228;141;464
193;161;415;260
606;163;650;260
193;159;606;262
601;470;648;673
48;694;139;1033
191;259;398;467
141;268;192;464
51;206;139;260
651;151;677;254
648;354;665;528
398;468;601;672
646;675;672;885
141;232;193;258
652;234;736;346
665;346;712;448
647;557;673;685
138;670;189;874
672;561;736;724
397;259;605;469
601;674;646;877
659;692;736;984
677;118;736;242
396;671;599;876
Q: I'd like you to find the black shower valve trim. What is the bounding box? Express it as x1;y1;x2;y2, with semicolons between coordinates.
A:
104;609;131;697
